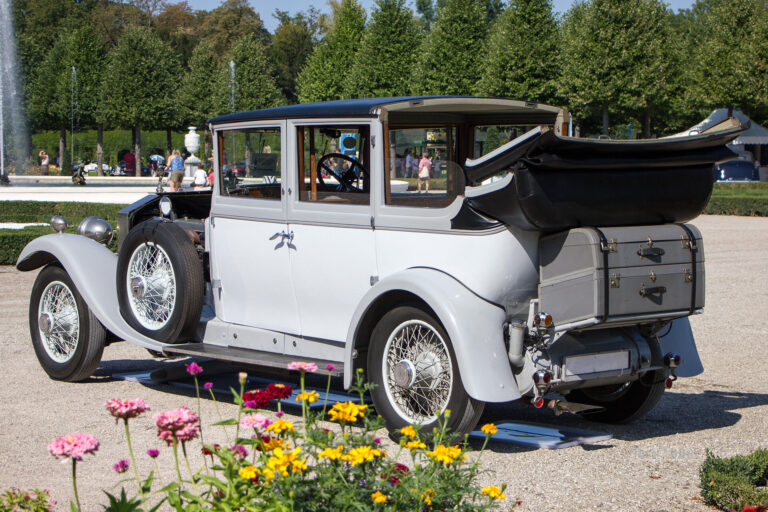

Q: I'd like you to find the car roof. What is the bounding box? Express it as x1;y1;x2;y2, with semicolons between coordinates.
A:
208;96;567;125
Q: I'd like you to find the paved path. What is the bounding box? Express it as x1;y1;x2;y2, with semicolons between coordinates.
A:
0;215;766;511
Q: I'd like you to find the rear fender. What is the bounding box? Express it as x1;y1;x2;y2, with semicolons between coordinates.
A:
345;267;520;403
16;234;172;350
659;317;704;377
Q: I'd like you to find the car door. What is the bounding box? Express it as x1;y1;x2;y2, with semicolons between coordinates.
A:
284;120;377;358
209;122;301;348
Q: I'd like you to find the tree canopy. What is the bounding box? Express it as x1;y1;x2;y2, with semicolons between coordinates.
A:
220;35;284;113
296;0;366;103
410;0;488;95
344;0;421;98
476;0;558;104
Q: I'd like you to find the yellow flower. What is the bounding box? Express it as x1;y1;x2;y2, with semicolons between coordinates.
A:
399;425;417;438
296;390;319;403
341;445;385;466
421;488;436;506
328;401;368;423
266;419;295;435
238;465;259;480
405;440;426;451
425;444;465;465
266;447;306;477
480;423;498;436
261;437;285;452
481;485;506;500
443;409;451;416
371;491;387;504
317;446;345;461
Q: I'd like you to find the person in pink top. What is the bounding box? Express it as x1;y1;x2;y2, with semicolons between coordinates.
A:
417;152;431;193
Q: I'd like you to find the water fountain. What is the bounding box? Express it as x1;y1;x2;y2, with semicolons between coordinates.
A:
0;0;29;184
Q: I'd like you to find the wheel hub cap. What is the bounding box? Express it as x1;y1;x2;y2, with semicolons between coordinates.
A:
393;360;416;388
130;276;146;298
38;312;53;335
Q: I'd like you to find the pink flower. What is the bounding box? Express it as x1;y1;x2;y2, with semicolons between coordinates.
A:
373;437;381;444
203;382;213;389
146;449;159;458
113;459;129;473
186;362;203;376
158;423;199;445
48;433;99;461
275;411;284;418
105;399;150;423
154;406;199;433
326;363;337;371
287;361;318;373
240;413;271;430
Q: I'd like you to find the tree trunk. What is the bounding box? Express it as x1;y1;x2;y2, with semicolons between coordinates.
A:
602;104;610;136
135;126;142;177
642;109;652;139
96;124;104;176
166;128;172;155
59;126;66;170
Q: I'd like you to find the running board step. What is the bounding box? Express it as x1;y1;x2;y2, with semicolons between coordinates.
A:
162;343;343;377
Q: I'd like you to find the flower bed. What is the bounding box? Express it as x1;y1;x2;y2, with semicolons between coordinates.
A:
41;363;515;511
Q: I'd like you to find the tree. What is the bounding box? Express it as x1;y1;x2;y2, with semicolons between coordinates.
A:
199;0;271;57
271;10;318;103
558;0;674;137
415;0;436;30
476;0;558;105
219;35;284;113
344;0;421;98
180;40;223;128
296;0;366;103
410;0;488;95
155;2;204;67
689;0;768;124
101;27;182;172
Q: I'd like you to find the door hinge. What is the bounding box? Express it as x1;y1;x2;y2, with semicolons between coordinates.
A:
371;135;376;148
370;216;375;229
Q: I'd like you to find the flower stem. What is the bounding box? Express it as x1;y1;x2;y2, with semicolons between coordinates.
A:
321;372;332;417
171;435;183;490
123;419;144;500
71;459;81;512
193;376;204;445
181;441;200;496
208;388;230;443
299;371;308;438
235;379;245;441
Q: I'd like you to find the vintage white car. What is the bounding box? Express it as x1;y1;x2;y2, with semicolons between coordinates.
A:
17;97;743;435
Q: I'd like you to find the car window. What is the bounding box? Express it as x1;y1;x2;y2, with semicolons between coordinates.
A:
385;126;463;207
217;127;282;200
296;125;370;205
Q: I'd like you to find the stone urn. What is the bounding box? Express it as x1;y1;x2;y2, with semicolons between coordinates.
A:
184;126;202;177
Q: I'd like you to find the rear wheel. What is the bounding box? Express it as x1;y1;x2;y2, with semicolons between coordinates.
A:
368;306;484;435
117;219;203;342
29;265;105;382
567;369;666;423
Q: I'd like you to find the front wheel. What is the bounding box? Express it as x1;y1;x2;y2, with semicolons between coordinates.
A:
368;306;484;435
29;265;106;381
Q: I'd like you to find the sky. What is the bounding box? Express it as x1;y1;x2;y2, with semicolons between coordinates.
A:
184;0;697;32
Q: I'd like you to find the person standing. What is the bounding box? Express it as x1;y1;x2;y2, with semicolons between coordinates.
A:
418;152;431;193
404;148;415;178
168;149;185;191
39;150;49;175
124;151;136;176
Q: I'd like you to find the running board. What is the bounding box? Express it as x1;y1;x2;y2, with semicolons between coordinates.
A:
162;343;343;377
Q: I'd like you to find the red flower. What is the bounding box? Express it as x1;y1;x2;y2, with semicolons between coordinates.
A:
743;507;757;512
266;383;293;400
243;389;271;409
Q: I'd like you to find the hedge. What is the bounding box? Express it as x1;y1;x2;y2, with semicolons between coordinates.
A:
700;449;768;511
706;183;768;216
0;202;125;265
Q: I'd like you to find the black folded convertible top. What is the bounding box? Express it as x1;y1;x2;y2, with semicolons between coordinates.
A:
456;123;745;232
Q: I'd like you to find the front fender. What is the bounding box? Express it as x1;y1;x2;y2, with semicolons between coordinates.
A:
345;267;520;403
16;234;172;351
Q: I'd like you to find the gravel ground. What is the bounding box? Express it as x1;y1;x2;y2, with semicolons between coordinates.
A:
1;214;766;511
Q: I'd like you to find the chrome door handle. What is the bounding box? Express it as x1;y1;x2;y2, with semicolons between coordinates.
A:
269;231;293;241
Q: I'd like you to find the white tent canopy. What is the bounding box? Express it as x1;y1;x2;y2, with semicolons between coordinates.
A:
672;108;768;145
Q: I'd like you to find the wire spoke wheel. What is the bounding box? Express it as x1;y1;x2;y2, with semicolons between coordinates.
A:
382;320;453;424
126;242;177;330
37;281;80;363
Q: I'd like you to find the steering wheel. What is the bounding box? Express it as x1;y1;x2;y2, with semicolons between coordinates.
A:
316;153;368;193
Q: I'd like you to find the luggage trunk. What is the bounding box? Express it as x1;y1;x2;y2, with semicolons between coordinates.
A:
538;224;704;330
